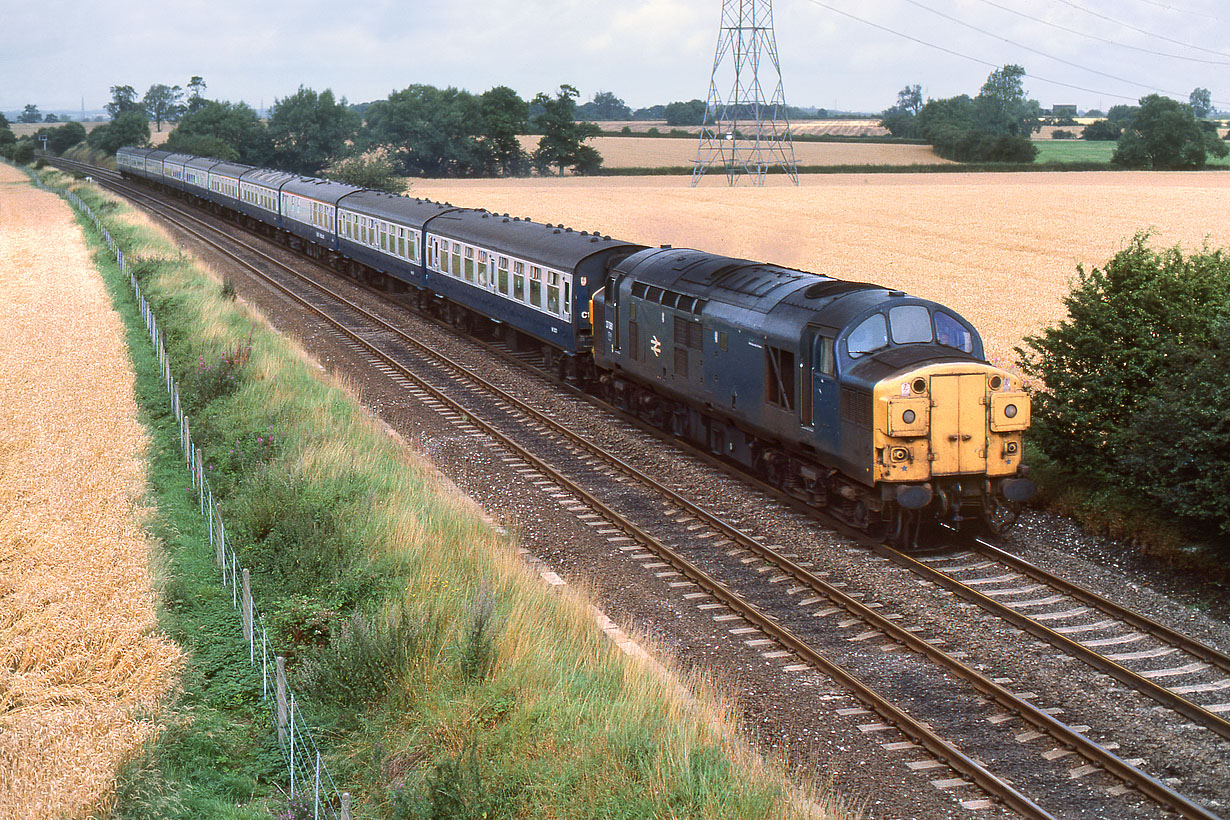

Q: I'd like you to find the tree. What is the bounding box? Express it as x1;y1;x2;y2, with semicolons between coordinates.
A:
106;85;143;120
578;91;632;121
1190;87;1213;120
46;121;86;154
268;87;360;175
1017;237;1230;536
1106;104;1138;126
975;64;1041;138
186;76;208;114
363;84;494;177
663;99;706;127
1080;120;1121;141
163;100;271;164
323;152;407;194
1112;93;1228;170
915;66;1039;162
531;85;602;175
880;84;924;138
18;104;41;123
87;110;150;154
43;112;59;123
480;86;530;176
143;84;184;131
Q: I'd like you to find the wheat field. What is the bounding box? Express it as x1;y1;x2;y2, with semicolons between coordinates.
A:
0;165;181;818
415;171;1230;366
518;135;950;168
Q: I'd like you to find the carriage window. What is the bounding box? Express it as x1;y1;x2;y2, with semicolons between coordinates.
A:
398;228;406;258
513;262;526;301
529;266;543;308
889;305;933;344
380;223;388;251
562;280;571;317
547;284;560;314
847;314;888;357
935;311;974;353
477;250;489;286
498;257;510;294
464;246;475;282
451;243;462;277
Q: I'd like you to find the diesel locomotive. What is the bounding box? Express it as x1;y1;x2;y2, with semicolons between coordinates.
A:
116;145;1035;542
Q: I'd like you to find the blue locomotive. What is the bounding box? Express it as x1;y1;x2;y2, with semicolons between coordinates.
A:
116;145;1034;541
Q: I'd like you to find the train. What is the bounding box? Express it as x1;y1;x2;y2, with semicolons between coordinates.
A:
116;145;1035;544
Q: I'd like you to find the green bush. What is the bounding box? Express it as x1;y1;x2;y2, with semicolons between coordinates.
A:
1017;236;1230;536
12;140;35;165
297;606;425;707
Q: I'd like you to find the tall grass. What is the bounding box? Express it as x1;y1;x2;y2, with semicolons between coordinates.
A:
47;169;840;820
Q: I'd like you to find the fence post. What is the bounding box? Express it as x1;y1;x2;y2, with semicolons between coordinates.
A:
290;694;297;797
215;513;226;576
207;490;214;549
262;625;268;699
231;551;238;608
341;792;351;820
314;751;321;819
276;656;288;745
242;569;253;664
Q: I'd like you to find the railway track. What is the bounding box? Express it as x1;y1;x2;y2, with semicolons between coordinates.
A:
52;158;1228;819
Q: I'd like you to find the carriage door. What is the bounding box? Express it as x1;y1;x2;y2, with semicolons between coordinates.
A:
606;275;624;353
804;329;838;447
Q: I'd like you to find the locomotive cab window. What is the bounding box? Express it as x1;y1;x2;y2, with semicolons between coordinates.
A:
935;311;974;353
889;305;933;344
815;335;836;376
847;314;888;358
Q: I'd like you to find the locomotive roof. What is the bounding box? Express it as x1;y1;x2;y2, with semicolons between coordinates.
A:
338;190;455;227
426;209;639;270
280;176;363;204
241;167;298;189
615;246;968;335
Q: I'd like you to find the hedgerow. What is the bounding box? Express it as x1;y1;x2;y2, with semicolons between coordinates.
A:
1017;235;1230;537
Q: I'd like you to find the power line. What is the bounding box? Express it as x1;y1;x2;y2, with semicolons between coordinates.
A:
973;0;1230;66
896;0;1230;105
1127;0;1226;25
1050;0;1230;58
799;0;1230;107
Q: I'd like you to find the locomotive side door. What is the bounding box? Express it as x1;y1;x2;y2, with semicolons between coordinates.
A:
803;328;838;450
604;274;625;354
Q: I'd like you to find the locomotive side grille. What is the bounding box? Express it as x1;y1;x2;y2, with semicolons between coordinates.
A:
673;316;703;350
840;386;872;425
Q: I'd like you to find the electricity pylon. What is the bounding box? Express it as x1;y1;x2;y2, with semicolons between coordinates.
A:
692;0;799;187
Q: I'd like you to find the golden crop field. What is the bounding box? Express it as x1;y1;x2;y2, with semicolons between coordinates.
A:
0;165;181;818
414;171;1230;367
592;118;890;137
518;135;950;168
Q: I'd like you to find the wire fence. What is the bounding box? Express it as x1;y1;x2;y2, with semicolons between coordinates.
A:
28;169;355;820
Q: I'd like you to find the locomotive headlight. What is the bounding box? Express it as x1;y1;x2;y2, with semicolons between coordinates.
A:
902;409;916;424
1004;403;1018;419
890;447;910;462
1005;441;1019;454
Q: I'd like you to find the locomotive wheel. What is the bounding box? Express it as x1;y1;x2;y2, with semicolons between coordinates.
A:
981;495;1020;538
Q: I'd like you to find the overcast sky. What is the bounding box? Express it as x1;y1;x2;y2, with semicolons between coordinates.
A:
3;0;1227;116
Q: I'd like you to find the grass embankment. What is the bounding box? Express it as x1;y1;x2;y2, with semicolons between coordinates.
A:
1034;139;1230;167
47;169;827;819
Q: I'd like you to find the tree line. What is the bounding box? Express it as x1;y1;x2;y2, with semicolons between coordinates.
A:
881;68;1228;169
7;78;607;189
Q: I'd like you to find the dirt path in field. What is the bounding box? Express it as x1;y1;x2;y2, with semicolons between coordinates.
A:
0;164;181;818
416;171;1230;366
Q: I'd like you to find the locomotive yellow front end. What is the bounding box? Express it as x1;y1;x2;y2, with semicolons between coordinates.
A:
873;362;1035;536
